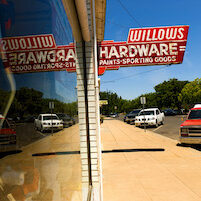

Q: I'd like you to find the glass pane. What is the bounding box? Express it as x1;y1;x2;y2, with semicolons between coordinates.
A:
0;1;81;200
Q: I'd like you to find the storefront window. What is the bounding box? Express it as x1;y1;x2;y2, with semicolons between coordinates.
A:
0;0;81;200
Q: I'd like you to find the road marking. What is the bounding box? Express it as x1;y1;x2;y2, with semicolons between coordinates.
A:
153;125;163;132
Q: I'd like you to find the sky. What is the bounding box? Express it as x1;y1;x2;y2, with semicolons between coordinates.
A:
100;0;201;100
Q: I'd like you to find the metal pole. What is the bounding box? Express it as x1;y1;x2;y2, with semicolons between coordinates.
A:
143;103;146;132
51;104;53;135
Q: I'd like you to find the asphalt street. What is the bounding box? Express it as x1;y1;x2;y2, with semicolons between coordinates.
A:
15;123;45;147
117;114;185;141
150;115;184;140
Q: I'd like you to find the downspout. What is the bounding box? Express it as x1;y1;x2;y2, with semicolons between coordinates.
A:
62;0;82;42
92;0;103;201
75;0;90;42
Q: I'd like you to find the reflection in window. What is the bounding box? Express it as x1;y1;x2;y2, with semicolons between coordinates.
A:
0;0;82;200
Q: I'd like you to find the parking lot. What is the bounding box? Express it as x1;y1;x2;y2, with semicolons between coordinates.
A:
115;114;201;152
117;114;185;141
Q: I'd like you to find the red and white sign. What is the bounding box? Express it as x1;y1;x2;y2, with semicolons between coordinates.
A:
98;25;189;75
127;25;189;43
1;34;56;51
1;25;189;75
1;34;76;73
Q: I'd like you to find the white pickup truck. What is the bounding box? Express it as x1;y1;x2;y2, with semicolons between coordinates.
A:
135;108;165;127
34;114;63;132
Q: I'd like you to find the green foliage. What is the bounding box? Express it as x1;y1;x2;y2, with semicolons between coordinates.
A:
100;91;141;114
0;89;10;114
178;78;201;109
100;78;190;114
0;78;197;118
15;87;43;117
0;87;77;118
154;78;189;109
143;93;158;108
100;91;121;114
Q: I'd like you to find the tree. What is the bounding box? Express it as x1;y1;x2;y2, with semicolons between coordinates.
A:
178;78;201;109
0;89;10;114
100;91;124;114
143;93;158;108
154;78;189;109
15;87;43;117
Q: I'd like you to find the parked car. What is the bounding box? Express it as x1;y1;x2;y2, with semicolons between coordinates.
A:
34;114;63;132
110;113;118;118
163;109;176;116
0;114;17;152
179;106;201;144
124;109;141;124
135;108;164;127
57;113;75;128
173;109;182;115
24;116;37;123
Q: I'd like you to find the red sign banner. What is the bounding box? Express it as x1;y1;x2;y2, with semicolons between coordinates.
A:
1;25;189;75
127;25;189;43
1;34;56;51
98;25;189;75
1;35;76;73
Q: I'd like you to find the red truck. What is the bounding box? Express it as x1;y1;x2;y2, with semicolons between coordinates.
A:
180;105;201;144
0;115;17;152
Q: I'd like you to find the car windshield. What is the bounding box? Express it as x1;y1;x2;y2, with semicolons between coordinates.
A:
43;116;59;120
188;110;201;119
139;111;155;116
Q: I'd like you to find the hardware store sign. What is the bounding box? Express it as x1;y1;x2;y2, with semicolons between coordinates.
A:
1;34;76;73
98;25;189;74
1;25;189;75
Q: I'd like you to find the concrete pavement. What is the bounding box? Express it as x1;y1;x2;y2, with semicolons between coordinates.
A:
1;118;201;201
101;118;201;201
0;125;82;201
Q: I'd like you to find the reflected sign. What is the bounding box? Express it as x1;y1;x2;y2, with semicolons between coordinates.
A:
1;34;76;73
1;25;189;75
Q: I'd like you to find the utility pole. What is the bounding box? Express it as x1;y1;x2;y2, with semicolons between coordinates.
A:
49;102;54;135
140;97;146;132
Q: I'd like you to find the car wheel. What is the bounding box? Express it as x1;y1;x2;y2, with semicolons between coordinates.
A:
161;119;164;125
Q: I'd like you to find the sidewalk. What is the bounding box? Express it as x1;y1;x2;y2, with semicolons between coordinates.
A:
101;119;201;201
0;125;82;201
